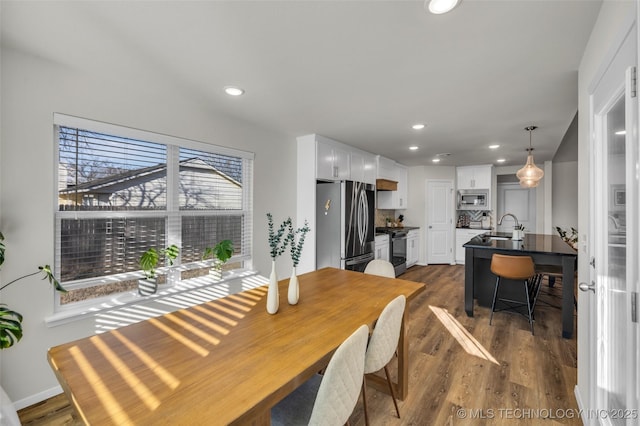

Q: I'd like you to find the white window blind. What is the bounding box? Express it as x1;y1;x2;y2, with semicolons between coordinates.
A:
54;114;254;306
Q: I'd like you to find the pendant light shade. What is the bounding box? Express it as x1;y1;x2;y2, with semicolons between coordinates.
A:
516;126;544;188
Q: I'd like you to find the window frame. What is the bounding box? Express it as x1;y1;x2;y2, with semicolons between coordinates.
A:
53;113;254;312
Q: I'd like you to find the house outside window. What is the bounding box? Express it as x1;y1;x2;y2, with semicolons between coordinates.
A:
54;114;254;308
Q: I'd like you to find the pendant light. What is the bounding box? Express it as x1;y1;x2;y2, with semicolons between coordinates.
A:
516;125;544;188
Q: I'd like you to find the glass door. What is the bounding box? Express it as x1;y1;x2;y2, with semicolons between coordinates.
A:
590;20;638;425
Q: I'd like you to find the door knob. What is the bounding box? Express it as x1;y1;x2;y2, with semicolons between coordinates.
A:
579;281;595;293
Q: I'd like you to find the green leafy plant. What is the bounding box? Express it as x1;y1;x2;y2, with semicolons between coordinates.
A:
203;240;234;270
288;221;310;267
0;231;66;349
267;213;291;260
555;226;578;249
139;244;180;280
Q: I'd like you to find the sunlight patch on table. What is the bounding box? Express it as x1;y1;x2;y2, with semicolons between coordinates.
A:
111;330;180;389
69;346;135;426
90;337;161;410
148;318;209;357
429;305;499;365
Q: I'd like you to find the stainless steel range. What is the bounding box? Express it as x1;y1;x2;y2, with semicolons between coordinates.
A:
375;227;407;277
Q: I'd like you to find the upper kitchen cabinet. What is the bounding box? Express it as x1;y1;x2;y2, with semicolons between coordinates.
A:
316;137;350;181
456;165;493;190
298;134;376;185
377;156;408;210
350;150;377;185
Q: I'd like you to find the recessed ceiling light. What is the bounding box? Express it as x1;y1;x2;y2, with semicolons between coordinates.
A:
432;158;441;163
489;144;500;149
224;86;245;96
497;158;506;163
615;130;626;135
426;0;461;15
412;123;425;130
409;146;419;151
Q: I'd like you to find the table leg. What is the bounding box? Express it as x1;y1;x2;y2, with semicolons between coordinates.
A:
561;256;576;339
465;247;475;317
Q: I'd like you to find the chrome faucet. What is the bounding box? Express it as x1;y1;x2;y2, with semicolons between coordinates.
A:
498;213;519;229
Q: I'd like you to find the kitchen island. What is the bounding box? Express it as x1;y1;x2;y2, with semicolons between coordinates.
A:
463;232;577;338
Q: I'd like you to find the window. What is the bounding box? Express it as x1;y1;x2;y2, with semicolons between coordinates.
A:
54;114;254;307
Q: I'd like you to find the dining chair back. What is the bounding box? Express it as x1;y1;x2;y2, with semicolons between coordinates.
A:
271;324;369;426
489;253;542;335
361;295;406;425
364;259;395;278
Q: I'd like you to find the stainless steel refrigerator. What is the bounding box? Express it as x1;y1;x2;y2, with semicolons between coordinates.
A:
316;180;375;272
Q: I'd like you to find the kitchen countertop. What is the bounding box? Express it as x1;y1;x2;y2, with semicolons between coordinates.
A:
463;232;577;256
456;227;493;230
463;232;577;338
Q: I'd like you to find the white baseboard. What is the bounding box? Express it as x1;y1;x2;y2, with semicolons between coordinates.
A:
13;385;62;411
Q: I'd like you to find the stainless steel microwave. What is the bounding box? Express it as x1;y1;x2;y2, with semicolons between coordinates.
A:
457;189;490;210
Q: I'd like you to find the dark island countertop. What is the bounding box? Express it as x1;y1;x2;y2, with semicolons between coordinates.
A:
463;232;577;338
463;232;578;256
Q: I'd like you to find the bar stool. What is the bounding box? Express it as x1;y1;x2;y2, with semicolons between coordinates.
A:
489;254;543;335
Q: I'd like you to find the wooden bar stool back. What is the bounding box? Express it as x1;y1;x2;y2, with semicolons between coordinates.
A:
489;254;542;335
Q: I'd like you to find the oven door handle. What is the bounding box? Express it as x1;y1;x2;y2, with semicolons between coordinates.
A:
345;253;375;266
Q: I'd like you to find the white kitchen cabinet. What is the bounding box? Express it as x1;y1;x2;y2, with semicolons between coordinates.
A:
455;229;488;264
316;139;350;181
375;234;390;261
406;229;419;267
350;151;377;185
377;160;408;210
376;156;397;181
456;165;493;190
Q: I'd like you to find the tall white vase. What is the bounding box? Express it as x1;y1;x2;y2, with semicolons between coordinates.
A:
266;260;279;314
288;266;299;305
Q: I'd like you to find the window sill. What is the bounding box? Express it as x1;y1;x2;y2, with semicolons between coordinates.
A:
45;269;266;328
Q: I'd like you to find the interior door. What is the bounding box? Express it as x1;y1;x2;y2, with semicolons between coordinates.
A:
496;182;536;233
587;18;638;426
426;180;454;264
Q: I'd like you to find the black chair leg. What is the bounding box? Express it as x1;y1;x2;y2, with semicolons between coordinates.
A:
524;280;534;335
489;276;500;325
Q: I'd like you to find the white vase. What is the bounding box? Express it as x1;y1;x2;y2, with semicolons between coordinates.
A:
288;266;299;305
266;260;279;314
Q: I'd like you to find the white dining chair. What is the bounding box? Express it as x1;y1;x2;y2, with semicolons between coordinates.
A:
271;324;369;426
361;295;406;425
364;259;395;278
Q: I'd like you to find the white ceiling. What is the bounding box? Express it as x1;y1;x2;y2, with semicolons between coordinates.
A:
1;0;602;167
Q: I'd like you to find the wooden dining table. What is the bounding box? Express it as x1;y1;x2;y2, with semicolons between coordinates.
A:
48;267;425;425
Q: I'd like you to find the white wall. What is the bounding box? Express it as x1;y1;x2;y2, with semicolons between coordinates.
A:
576;0;637;415
0;30;297;407
552;160;579;232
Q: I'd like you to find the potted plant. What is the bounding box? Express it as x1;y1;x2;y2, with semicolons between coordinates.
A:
0;232;66;349
266;213;292;314
202;239;234;280
138;244;179;296
0;232;68;426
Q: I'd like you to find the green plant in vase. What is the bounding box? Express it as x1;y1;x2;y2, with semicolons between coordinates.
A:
287;220;310;305
138;244;180;296
0;231;66;349
266;213;292;314
203;239;234;280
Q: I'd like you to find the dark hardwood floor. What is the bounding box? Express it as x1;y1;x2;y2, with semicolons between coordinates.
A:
18;264;578;425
